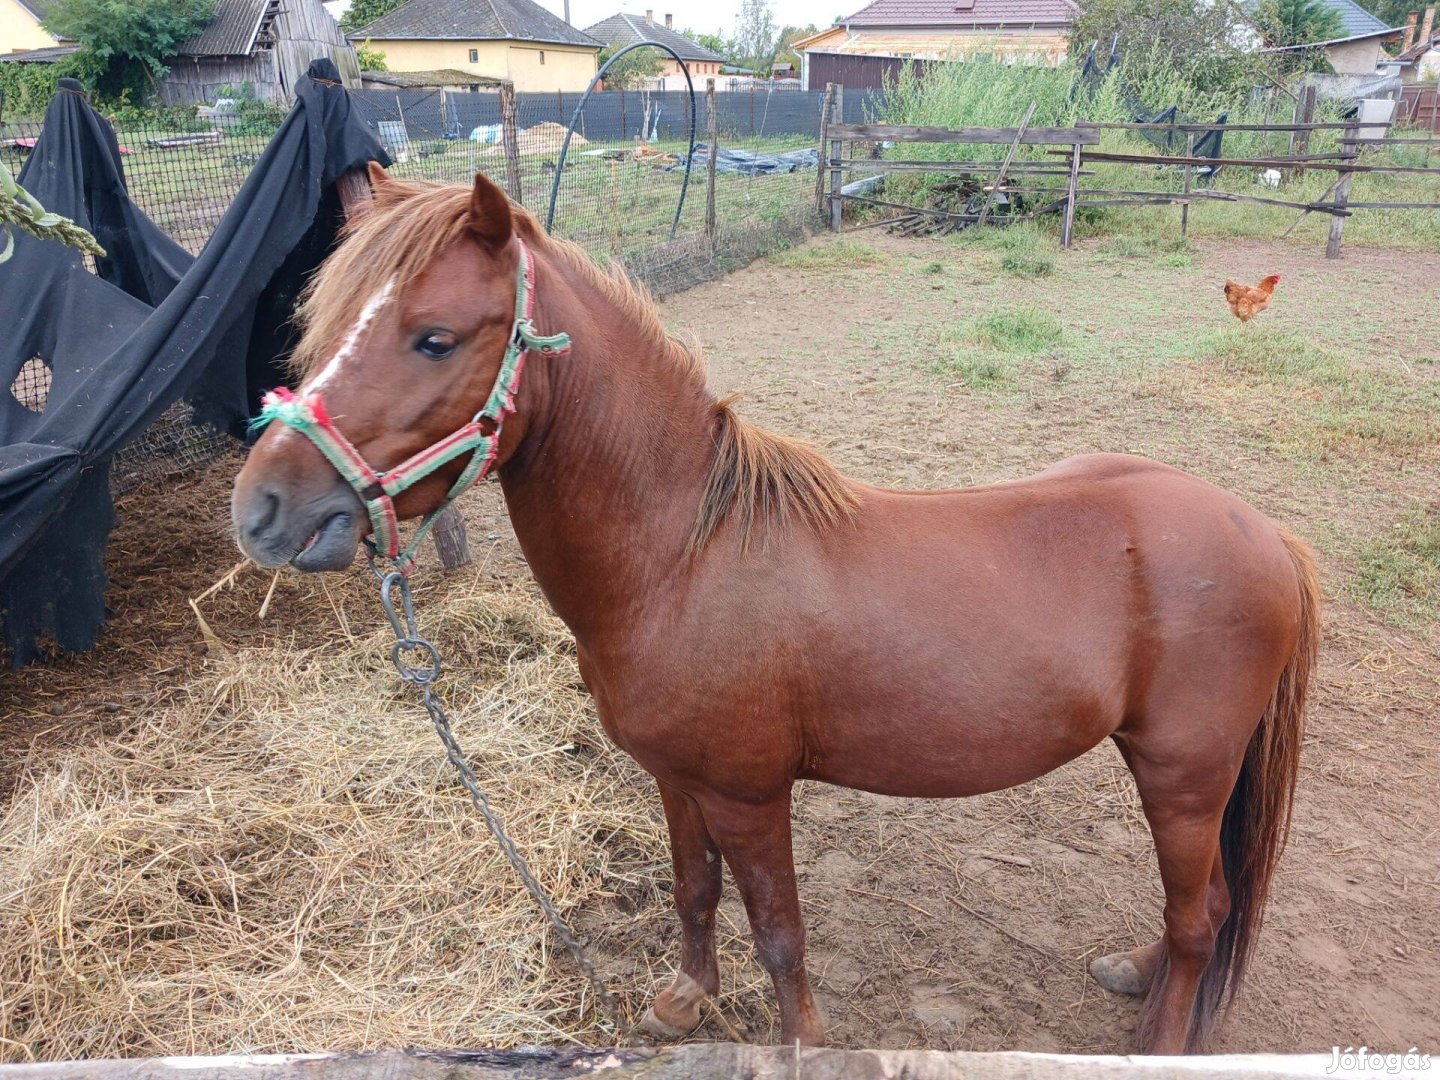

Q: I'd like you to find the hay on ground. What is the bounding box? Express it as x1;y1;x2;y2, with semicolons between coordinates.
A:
0;583;669;1061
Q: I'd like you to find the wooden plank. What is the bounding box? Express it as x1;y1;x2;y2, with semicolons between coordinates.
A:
1060;140;1082;249
1086;120;1381;132
1327;122;1358;259
976;101;1036;228
814;83;835;215
1074;187;1350;214
829;122;1100;146
835;159;1080;173
0;1046;1350;1080
1180;131;1194;237
1063;149;1440;175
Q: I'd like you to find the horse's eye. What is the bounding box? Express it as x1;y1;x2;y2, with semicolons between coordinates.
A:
416;331;456;361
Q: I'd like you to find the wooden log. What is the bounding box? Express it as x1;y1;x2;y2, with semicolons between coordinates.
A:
0;1046;1353;1080
705;79;718;249
814;83;835;215
829;122;1100;145
830;84;844;233
499;82;522;205
975;100;1035;228
1063;149;1440;175
1061;140;1082;249
1327;122;1358;259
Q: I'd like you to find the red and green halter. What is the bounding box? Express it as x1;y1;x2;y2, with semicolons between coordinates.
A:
254;237;569;574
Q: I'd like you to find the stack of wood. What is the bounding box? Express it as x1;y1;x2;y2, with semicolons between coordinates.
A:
889;175;1026;236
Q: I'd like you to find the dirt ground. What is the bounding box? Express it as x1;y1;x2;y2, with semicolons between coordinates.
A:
2;229;1438;1057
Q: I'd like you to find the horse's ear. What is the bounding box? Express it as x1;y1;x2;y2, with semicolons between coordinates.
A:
467;172;513;253
367;161;407;209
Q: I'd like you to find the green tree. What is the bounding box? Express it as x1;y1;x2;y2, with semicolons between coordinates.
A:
1069;0;1260;92
356;38;388;71
342;0;404;32
1254;0;1345;45
598;44;664;89
773;23;818;70
684;30;734;59
733;0;778;70
43;0;214;99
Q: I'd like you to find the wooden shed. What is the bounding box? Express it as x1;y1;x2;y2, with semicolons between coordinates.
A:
158;0;361;105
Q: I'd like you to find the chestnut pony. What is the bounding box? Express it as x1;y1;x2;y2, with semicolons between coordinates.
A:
232;168;1320;1055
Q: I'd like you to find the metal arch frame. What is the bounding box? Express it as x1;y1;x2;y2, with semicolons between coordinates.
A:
544;41;698;237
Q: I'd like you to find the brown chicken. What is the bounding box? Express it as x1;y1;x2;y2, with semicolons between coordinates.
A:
1223;274;1281;322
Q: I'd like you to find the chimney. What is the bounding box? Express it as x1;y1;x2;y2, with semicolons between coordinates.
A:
645;8;653;22
665;12;673;28
1403;10;1418;51
1422;6;1437;47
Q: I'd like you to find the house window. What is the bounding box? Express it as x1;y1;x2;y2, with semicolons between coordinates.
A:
539;50;545;64
468;48;478;62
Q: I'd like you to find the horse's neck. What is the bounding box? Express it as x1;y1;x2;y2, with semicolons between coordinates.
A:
498;249;715;643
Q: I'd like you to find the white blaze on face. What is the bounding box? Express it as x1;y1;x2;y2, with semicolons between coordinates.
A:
305;273;398;396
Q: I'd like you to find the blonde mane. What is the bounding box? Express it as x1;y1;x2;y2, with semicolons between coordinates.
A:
294;176;857;551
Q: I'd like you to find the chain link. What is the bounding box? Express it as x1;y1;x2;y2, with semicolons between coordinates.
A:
371;559;626;1038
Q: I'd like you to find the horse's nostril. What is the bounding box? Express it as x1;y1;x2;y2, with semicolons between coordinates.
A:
245;490;280;539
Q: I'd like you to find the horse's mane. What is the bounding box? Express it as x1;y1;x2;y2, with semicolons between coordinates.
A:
294;176;857;553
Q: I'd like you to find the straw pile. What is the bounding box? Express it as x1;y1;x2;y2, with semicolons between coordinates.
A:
0;583;670;1061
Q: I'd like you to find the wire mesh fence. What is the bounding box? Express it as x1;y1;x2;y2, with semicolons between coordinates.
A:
2;84;870;492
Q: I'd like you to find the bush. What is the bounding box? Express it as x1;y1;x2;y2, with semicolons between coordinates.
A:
0;60;74;118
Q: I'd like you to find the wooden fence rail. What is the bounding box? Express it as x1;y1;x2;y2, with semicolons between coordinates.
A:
817;90;1440;258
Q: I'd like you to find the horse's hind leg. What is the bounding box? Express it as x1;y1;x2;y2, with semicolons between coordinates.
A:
1107;734;1236;1054
642;781;723;1039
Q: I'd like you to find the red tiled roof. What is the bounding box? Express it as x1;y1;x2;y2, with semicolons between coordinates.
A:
844;0;1078;28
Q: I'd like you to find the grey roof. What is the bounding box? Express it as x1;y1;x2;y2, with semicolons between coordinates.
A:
12;0;53;20
351;0;603;47
0;43;80;63
581;13;725;62
175;0;273;56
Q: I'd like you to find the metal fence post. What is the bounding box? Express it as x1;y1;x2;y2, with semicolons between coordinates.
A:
829;84;844;233
705;79;718;249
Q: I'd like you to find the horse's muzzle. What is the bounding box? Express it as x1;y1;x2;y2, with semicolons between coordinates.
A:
233;483;364;572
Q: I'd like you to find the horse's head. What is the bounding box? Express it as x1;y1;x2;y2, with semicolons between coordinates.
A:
232;167;549;572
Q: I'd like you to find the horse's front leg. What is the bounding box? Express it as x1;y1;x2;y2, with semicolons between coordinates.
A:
641;780;723;1038
699;788;826;1047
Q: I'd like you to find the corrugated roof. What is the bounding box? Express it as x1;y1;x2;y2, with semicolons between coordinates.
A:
581;13;725;62
842;0;1079;29
0;43;80;63
360;67;503;85
351;0;602;47
174;0;270;56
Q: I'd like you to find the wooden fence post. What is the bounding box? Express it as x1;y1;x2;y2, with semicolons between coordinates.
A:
1060;139;1082;249
500;81;522;205
1326;122;1358;259
975;100;1035;228
705;79;718;249
1289;86;1316;184
829;84;844;233
815;83;835;216
1180;131;1195;238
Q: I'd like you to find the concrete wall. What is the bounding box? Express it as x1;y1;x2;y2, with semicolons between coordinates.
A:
0;0;57;54
1324;37;1384;75
367;38;597;91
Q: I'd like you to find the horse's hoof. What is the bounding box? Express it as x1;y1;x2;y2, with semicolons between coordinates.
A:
641;972;707;1039
1090;951;1150;996
640;1005;699;1039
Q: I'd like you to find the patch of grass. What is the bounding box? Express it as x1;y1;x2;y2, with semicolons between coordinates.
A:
1097;232;1190;261
932;351;1013;390
960;306;1064;354
923;260;945;274
769;240;891;270
1001;250;1055;278
1197;327;1348;383
1350;505;1440;626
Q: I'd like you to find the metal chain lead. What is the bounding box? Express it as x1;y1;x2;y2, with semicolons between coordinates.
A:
371;560;626;1037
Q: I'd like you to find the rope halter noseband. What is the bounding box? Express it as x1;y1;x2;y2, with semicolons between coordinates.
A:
253;236;570;574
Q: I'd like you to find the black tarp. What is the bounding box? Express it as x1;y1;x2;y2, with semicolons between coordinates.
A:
1;60;389;665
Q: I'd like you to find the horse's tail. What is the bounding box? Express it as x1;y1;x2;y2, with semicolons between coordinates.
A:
1192;527;1320;1048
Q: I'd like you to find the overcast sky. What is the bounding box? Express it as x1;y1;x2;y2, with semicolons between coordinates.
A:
326;0;850;42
